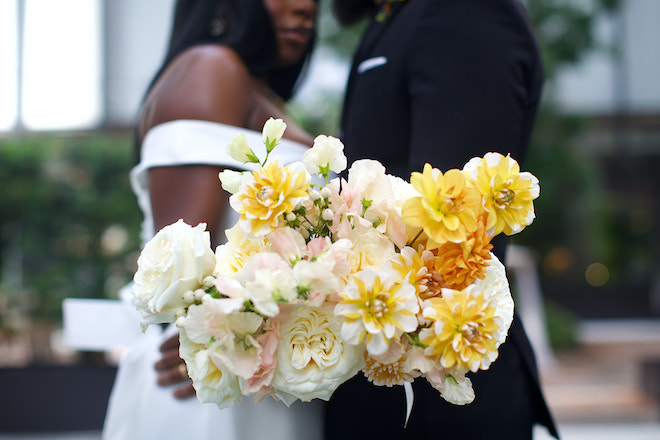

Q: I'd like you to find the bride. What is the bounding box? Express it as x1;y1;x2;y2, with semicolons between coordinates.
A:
102;0;322;439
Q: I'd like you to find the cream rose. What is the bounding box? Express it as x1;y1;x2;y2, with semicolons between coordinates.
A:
132;219;216;327
179;328;243;409
270;304;365;405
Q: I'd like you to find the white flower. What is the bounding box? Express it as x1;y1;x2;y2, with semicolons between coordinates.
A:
336;269;418;356
262;118;287;151
302;135;347;176
218;169;245;194
293;259;341;304
227;133;258;164
441;374;475;405
322;208;334;221
346;159;394;204
182;300;265;380
270;304;365;405
132;220;215;327
388;174;420;203
215;225;268;275
267;227;307;264
179;328;243;409
474;254;514;346
244;268;298;317
238;252;297;316
425;370;475;405
344;225;396;273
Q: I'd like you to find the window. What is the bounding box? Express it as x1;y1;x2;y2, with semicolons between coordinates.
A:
0;0;18;131
1;0;103;132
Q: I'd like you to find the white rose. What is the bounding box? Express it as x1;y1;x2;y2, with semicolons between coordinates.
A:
345;225;396;273
270;304;365;405
179;328;243;409
132;219;216;327
302;135;347;176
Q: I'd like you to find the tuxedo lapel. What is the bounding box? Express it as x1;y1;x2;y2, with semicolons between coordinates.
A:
339;3;407;137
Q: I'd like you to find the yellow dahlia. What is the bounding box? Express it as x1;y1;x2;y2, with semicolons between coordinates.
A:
434;216;493;291
363;352;419;387
402;164;481;246
463;152;539;236
389;246;443;301
420;286;500;372
335;270;419;356
215;224;269;274
230;160;310;236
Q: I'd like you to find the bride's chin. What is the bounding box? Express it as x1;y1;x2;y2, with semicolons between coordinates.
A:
276;45;308;68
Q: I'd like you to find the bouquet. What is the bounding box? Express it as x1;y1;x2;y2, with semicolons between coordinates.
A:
131;118;540;412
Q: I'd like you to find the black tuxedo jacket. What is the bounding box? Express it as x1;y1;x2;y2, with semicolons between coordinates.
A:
326;0;559;438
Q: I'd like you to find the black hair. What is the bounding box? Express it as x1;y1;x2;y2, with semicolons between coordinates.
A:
148;0;317;103
332;0;374;26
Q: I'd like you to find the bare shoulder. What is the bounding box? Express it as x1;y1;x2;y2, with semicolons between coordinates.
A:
140;44;256;136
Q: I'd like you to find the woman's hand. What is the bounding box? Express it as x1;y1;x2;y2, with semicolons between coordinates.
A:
155;333;196;399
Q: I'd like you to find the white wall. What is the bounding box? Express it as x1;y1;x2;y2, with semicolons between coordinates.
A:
554;0;660;115
104;0;175;126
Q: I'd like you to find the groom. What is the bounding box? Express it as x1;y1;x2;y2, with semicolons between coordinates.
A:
325;0;559;438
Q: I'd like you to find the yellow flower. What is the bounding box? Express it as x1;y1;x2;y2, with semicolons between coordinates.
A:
215;225;269;274
389;246;443;301
463;152;539;236
363;352;418;387
433;216;493;291
402;164;480;246
231;160;310;236
335;270;418;356
420;286;500;372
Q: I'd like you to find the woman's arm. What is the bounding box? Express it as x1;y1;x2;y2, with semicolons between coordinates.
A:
142;46;255;245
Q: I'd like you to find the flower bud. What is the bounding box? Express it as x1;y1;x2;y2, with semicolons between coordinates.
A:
322;208;334;221
227;133;258;163
263;118;287;152
219;169;244;194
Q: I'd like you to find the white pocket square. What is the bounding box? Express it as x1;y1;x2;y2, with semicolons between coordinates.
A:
357;56;387;74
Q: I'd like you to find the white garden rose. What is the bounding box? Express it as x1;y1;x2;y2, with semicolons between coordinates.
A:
270;304;365;405
132;220;216;327
344;224;396;273
179;328;243;409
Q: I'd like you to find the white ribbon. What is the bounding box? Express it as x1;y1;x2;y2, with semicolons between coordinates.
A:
403;382;414;427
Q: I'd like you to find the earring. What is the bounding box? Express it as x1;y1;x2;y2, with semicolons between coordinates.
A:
210;18;226;36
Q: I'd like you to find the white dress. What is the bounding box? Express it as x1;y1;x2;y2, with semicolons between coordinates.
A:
102;120;323;440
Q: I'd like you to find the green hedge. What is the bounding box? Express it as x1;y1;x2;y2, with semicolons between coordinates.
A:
0;133;142;324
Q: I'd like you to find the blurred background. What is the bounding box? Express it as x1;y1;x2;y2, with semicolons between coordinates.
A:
0;0;658;438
